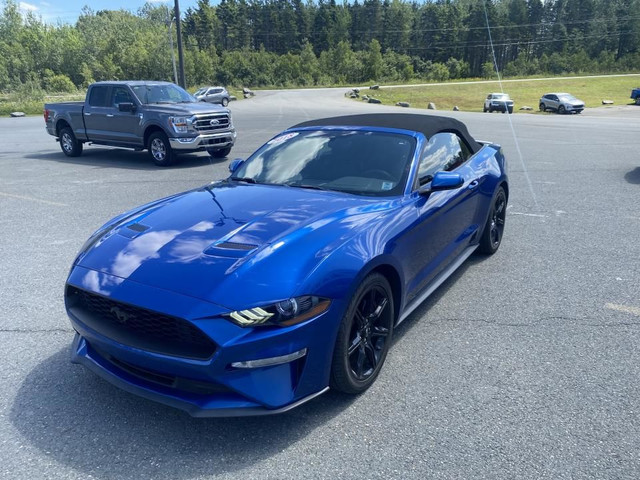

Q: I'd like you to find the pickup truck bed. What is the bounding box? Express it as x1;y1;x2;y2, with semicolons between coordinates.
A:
44;81;236;166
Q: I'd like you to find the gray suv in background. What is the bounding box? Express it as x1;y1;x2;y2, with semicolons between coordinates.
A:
194;86;231;107
483;93;514;113
539;93;585;114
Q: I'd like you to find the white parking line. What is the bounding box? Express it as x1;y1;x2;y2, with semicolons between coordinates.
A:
508;212;547;218
0;191;68;207
605;303;640;317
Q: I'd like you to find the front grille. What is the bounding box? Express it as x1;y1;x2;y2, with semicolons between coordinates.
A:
66;286;216;359
193;113;230;133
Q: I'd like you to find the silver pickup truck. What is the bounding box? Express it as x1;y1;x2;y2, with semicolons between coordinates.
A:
44;81;236;166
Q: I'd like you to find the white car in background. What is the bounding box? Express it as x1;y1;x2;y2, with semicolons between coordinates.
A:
483;93;514;113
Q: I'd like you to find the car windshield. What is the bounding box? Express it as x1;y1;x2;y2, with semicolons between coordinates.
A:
559;94;578;101
231;130;416;197
493;94;510;100
131;84;195;104
194;88;207;96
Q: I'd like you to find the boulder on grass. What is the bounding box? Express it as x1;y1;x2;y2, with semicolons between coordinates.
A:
229;96;237;102
427;102;436;110
602;99;614;105
519;106;533;111
370;85;380;90
396;102;410;108
368;97;382;104
453;106;459;111
10;111;25;117
242;87;255;97
362;95;369;101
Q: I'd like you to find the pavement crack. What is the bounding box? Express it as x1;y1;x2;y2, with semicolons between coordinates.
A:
0;328;73;334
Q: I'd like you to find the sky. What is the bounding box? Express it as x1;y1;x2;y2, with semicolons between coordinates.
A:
15;0;202;24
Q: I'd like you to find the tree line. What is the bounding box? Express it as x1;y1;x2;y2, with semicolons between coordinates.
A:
1;0;639;93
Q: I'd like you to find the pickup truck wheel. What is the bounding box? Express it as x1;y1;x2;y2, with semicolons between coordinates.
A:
635;98;640;105
207;147;231;158
59;127;83;157
221;97;229;107
148;132;175;166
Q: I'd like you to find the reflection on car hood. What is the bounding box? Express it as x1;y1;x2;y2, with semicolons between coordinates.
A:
75;182;395;308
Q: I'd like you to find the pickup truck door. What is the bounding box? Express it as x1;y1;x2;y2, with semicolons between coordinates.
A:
105;86;143;146
83;85;113;142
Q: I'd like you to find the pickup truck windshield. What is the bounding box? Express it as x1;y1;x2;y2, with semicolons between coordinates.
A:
131;84;195;105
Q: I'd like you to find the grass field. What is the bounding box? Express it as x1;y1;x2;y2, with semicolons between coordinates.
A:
358;74;640;113
0;93;84;116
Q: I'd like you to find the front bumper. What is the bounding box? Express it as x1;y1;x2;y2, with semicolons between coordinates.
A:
65;267;340;416
169;129;236;151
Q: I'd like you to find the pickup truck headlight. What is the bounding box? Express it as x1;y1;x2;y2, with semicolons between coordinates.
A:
225;296;331;328
169;116;189;133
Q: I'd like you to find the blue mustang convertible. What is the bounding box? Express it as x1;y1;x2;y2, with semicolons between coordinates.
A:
65;113;508;416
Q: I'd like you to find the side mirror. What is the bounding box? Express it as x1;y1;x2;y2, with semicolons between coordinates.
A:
418;172;464;195
118;102;135;112
229;158;244;173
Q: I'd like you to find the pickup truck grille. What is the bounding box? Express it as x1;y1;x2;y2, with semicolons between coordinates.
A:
193;113;230;133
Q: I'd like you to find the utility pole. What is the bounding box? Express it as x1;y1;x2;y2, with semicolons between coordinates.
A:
167;14;178;85
174;0;186;88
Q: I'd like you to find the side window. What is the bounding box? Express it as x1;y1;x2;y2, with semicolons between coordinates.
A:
487;94;492;100
88;86;108;107
417;133;470;186
206;88;214;95
111;87;132;107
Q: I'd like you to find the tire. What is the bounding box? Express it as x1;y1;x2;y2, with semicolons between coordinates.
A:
635;97;640;106
483;106;488;113
207;147;231;158
147;131;175;166
221;97;229;107
478;186;507;255
330;273;395;394
59;126;83;157
539;103;546;112
488;107;493;113
508;106;513;114
558;105;566;114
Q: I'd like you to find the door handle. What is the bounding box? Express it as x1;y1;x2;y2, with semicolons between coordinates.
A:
106;114;114;117
468;180;479;190
84;112;91;116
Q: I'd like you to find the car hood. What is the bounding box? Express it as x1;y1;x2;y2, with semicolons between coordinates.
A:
143;102;229;116
75;182;396;309
560;98;583;105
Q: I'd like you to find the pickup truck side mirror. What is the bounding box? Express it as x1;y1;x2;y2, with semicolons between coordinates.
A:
118;102;136;113
229;158;244;173
418;172;464;196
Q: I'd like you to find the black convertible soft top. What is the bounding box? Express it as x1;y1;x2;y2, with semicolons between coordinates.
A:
293;113;481;154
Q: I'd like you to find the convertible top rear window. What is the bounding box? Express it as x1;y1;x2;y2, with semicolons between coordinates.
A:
232;130;416;196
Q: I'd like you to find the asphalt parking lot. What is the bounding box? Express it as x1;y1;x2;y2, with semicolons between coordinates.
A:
1;89;639;479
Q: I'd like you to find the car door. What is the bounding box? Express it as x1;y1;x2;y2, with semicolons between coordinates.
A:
399;133;482;302
207;88;222;104
83;85;112;142
106;86;143;146
548;94;559;110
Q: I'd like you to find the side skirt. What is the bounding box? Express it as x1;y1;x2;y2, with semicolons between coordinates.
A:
396;244;478;326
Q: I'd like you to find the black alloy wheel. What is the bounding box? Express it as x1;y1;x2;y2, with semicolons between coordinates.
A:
539;103;546;112
221;97;229;107
208;147;232;158
478;186;507;255
330;273;394;394
59;126;83;157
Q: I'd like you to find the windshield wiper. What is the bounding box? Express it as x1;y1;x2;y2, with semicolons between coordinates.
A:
231;177;258;184
286;183;329;191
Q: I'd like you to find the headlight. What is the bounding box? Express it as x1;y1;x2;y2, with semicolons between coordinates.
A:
169;116;189;133
226;296;331;328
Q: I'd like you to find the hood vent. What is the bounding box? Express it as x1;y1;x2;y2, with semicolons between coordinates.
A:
127;223;150;233
216;242;258;251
